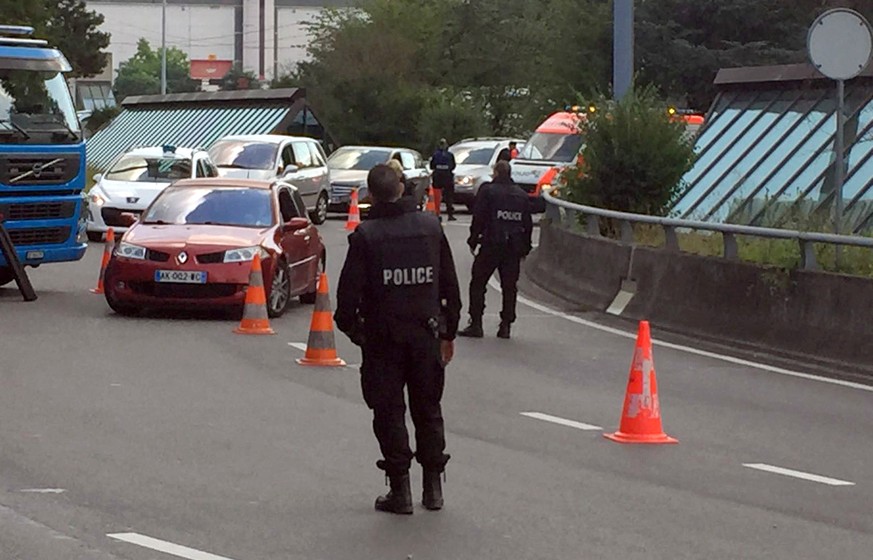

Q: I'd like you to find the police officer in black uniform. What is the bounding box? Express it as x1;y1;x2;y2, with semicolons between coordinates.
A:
335;164;462;514
429;138;457;221
458;160;533;339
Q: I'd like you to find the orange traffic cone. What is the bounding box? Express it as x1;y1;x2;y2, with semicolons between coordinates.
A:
345;188;361;231
234;254;275;335
431;187;442;217
425;187;437;215
604;321;678;444
90;228;115;294
297;272;346;367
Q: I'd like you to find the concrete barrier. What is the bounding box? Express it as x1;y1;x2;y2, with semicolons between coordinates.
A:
525;219;873;371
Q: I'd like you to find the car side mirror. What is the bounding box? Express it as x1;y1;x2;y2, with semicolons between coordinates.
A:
92;173;103;184
118;212;138;227
282;216;309;232
283;164;299;176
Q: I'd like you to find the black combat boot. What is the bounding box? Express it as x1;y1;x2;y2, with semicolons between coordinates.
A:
458;318;483;338
375;473;413;514
422;470;444;510
497;321;511;339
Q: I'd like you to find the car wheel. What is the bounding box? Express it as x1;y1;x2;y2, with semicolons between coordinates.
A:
0;267;14;287
310;192;328;225
299;251;325;304
268;259;292;318
87;231;103;242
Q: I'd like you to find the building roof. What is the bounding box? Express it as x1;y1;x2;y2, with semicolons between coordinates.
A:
673;62;873;233
87;88;333;170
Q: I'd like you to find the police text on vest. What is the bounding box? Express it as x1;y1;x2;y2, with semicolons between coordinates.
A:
383;267;434;286
496;210;523;221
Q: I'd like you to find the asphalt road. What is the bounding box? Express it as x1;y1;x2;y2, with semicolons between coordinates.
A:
1;212;872;560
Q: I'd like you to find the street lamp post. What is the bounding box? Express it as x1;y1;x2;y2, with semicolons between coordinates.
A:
613;0;634;100
161;0;167;95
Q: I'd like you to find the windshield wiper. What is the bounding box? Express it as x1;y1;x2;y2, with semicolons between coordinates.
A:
0;120;30;140
141;219;170;225
28;115;80;141
217;164;258;170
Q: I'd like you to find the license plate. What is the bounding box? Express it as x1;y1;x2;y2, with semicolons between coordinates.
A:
154;270;207;284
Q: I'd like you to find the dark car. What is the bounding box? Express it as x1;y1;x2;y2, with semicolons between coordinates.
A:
327;146;431;215
103;179;325;317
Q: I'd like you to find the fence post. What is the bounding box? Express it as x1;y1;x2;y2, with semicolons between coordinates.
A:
663;225;680;252
723;232;739;260
586;214;600;236
800;239;818;270
620;220;635;244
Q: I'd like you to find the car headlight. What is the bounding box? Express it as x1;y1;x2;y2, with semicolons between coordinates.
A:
223;245;264;263
90;191;106;206
116;241;147;260
455;175;475;187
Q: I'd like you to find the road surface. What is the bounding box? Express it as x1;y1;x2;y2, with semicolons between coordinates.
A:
1;213;872;560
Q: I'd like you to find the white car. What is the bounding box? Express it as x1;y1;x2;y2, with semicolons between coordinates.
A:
208;134;332;224
87;145;218;241
449;137;526;210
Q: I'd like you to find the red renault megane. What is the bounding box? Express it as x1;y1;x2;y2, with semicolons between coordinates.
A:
103;179;325;317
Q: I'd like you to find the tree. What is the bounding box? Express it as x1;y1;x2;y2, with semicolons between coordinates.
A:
561;87;697;217
0;0;109;78
44;0;110;78
220;63;261;91
113;39;198;101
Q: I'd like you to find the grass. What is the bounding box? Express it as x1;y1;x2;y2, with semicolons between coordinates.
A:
574;219;873;278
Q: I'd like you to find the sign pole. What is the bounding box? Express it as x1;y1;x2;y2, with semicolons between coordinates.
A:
161;0;167;95
835;79;845;268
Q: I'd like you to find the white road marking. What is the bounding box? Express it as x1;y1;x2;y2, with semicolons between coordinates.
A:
742;463;855;486
18;488;65;494
108;533;238;560
488;277;873;393
521;411;602;431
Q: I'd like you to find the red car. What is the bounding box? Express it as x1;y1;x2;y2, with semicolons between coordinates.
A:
103;179;325;317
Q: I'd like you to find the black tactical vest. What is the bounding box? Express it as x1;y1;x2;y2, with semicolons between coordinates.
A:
484;183;529;251
357;210;443;337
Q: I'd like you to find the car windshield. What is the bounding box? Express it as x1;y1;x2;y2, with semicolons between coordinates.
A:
208;140;277;170
327;148;391;170
105;155;192;182
518;132;584;163
451;146;495;166
0;69;80;144
143;187;274;228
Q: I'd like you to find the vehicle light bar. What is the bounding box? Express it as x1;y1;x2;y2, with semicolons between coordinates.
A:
0;25;35;37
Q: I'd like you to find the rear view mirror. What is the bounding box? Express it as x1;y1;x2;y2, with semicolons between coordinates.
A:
282;216;309;232
283;164;299;176
118;212;138;227
92;173;103;184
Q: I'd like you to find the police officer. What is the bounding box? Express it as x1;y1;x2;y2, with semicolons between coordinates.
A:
335;164;462;514
458;160;533;339
429;138;457;221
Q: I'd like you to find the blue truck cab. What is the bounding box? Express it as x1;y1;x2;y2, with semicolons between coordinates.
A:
0;25;87;286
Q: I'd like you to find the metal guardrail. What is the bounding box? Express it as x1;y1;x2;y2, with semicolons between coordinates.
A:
542;189;873;270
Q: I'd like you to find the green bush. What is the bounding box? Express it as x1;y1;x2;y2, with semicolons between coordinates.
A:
561;86;697;216
84;105;120;136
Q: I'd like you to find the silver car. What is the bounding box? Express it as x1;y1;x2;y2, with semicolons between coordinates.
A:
327;146;431;214
208;134;332;224
449;137;526;210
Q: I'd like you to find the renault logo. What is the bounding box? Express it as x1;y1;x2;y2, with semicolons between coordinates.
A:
127;197;139;204
176;251;188;264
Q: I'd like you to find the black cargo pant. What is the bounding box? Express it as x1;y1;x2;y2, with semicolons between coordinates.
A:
360;331;450;476
468;244;521;324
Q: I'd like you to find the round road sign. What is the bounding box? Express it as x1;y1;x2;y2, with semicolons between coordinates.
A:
808;8;873;81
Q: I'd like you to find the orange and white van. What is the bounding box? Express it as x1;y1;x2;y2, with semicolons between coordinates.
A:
510;109;586;212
